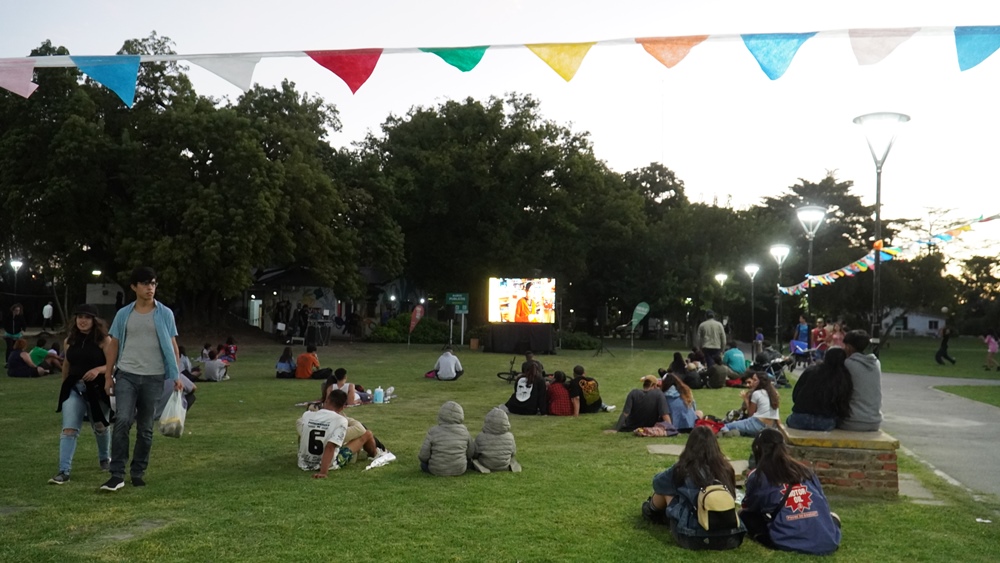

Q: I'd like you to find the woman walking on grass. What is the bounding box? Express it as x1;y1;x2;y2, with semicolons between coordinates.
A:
49;304;113;485
984;329;999;371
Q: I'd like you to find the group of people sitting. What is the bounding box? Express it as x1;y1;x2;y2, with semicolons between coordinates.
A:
7;336;63;378
642;426;841;555
500;355;615;417
417;402;521;476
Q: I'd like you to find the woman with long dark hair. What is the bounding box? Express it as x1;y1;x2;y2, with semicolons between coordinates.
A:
275;346;296;379
48;304;113;485
741;428;841;555
641;426;745;550
720;373;780;438
504;363;547;415
786;347;853;431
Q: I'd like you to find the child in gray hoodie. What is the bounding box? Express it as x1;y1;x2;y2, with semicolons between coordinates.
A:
472;407;522;473
418;401;476;476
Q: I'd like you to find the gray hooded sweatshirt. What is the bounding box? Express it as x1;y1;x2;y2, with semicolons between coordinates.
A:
418;401;475;476
839;353;883;431
474;407;517;472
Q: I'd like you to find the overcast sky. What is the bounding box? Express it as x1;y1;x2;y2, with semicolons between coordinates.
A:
4;0;999;261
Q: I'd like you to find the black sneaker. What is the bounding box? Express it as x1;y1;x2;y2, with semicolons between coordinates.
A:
131;476;146;487
48;472;70;485
99;459;110;471
100;476;125;492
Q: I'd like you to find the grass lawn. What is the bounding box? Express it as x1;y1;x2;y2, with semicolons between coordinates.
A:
869;336;1000;380
936;386;1000;409
2;340;998;562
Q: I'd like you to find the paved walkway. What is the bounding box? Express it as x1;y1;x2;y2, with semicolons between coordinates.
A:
880;372;1000;498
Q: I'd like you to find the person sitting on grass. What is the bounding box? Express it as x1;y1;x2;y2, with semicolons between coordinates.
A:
295;345;330;380
641;426;745;550
471;407;521;473
615;375;671;432
200;343;211;362
719;373;780;438
504;363;547;415
275;346;296;379
30;337;62;374
722;341;747;379
7;338;47;378
432;345;464;381
201;350;229;382
221;336;238;362
418;401;476;476
546;370;573;416
740;428;841;555
568;365;615;416
178;345;202;381
786;347;853;431
661;373;703;433
298;389;377;478
327;367;371;405
521;350;544;377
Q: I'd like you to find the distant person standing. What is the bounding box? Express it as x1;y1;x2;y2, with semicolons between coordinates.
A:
42;301;55;331
935;326;957;366
984;329;999;371
697;310;726;369
102;267;183;492
793;316;810;344
3;303;27;368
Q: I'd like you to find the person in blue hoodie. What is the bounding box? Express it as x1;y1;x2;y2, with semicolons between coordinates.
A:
741;428;841;555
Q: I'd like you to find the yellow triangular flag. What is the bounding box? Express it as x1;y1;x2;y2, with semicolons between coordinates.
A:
526;42;595;81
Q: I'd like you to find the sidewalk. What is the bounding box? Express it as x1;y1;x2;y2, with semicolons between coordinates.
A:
880;372;1000;498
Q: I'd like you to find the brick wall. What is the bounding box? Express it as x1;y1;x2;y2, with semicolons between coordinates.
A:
791;445;898;498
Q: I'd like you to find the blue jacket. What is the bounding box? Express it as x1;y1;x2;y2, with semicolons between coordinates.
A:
742;471;840;555
109;300;179;380
664;386;698;431
653;467;745;539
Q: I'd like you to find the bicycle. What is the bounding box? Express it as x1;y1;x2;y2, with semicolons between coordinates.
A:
496;356;520;384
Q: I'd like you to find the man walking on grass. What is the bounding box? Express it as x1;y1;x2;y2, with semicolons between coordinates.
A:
102;267;182;492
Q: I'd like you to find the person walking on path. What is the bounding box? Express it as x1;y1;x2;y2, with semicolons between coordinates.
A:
984;329;999;371
102;267;183;492
42;301;55;332
935;326;957;366
697;310;726;370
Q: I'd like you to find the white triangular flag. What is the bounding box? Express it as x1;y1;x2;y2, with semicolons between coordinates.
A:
849;28;920;65
189;55;261;91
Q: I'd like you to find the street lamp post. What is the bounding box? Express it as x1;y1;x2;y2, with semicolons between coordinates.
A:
10;259;23;295
854;112;910;358
770;244;790;351
796;205;828;291
744;264;760;350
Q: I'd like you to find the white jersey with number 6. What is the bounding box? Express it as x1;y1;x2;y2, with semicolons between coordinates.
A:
297;409;349;470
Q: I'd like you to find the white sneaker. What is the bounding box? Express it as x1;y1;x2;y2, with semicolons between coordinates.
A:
365;451;396;470
385;386;395;398
602;404;616;412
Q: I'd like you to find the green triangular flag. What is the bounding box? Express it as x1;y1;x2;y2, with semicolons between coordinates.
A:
420;46;489;72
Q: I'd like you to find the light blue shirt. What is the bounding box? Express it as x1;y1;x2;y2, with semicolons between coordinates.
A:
723;347;747;374
109;300;180;380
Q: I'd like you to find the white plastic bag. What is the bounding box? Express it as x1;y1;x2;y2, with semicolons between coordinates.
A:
159;390;186;438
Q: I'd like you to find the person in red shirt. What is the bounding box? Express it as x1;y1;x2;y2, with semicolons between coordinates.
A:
546;370;573;416
810;319;829;362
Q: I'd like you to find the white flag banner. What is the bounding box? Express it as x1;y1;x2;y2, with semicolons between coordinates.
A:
190;54;262;91
849;27;920;65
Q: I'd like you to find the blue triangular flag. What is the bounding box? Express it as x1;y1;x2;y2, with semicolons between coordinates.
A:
741;32;817;80
954;26;1000;71
70;55;141;107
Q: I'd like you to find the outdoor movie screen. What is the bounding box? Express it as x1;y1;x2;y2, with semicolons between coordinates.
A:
488;277;556;324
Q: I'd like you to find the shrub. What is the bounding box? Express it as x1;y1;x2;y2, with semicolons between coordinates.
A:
559;330;600;350
369;313;450;344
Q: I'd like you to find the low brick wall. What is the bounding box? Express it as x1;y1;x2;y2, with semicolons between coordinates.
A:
781;428;899;498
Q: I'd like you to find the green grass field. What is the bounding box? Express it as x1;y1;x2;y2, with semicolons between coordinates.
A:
936;386;1000;409
2;340;998;562
876;336;1000;379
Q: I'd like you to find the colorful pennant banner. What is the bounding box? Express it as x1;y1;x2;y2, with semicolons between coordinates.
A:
3;25;1000;102
779;213;1000;296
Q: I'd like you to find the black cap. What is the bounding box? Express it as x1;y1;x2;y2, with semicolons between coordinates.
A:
74;304;99;317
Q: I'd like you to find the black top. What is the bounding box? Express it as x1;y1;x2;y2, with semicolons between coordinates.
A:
616;389;669;431
569;376;604;413
790;364;837;418
3;313;26;335
505;375;547;415
57;337;112;425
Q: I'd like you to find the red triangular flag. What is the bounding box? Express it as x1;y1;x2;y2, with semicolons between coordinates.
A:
307;49;383;94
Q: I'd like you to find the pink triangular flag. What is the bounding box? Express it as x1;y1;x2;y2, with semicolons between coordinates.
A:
307;49;383;94
190;55;261;91
849;28;920;65
0;59;39;98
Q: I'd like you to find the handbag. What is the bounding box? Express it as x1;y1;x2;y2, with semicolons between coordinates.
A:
159;390;186;438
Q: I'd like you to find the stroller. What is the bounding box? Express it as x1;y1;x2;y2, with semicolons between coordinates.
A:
789;340;813;368
751;349;793;388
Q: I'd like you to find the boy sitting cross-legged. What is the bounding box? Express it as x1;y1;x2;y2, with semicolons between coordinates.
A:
297;389;377;478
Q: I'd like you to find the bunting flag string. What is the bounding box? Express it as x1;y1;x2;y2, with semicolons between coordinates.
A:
779;213;1000;296
2;25;999;101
